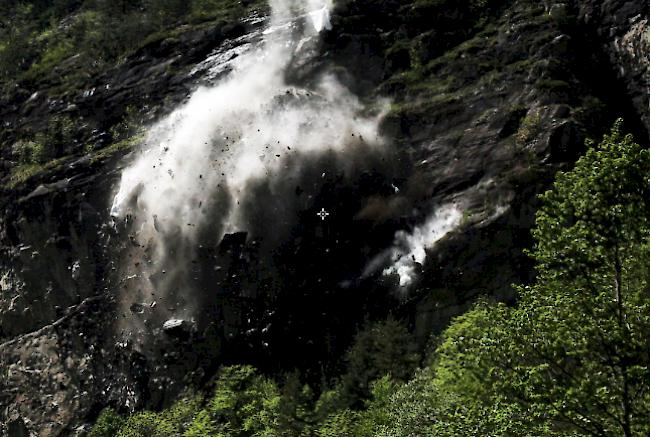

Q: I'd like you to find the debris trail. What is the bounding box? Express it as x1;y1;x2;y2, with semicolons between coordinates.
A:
109;0;387;343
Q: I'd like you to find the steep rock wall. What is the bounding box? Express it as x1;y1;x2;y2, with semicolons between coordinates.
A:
1;1;649;434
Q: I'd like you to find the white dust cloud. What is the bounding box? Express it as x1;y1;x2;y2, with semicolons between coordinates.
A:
111;0;385;241
365;203;463;287
109;0;387;337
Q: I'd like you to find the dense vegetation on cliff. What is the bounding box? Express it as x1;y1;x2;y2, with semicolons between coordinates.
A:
0;0;263;85
1;0;512;187
1;0;268;189
90;123;650;435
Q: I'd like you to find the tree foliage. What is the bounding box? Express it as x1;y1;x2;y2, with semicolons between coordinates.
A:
419;121;650;436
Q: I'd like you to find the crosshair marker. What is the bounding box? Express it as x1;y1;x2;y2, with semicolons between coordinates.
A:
317;208;330;221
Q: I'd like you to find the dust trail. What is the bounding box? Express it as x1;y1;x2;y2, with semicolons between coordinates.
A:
109;0;387;342
364;176;513;288
364;203;463;288
383;204;463;287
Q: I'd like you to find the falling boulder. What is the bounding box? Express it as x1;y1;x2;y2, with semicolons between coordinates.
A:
162;318;194;337
218;232;248;256
129;303;146;314
163;318;184;330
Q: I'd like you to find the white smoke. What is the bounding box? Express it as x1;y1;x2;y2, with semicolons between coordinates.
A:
109;0;387;335
368;203;463;287
111;0;384;237
308;3;332;32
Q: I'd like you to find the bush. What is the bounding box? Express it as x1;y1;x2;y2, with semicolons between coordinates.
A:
12;140;47;164
89;409;125;437
43;115;75;157
25;39;75;80
515;113;542;146
536;78;571;97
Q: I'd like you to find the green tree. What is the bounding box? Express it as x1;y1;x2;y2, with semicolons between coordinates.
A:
514;120;650;435
275;371;317;436
420;121;650;436
339;318;419;408
89;408;125;437
185;365;281;437
89;366;281;436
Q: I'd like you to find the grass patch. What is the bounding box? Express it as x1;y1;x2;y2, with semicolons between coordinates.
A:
89;134;144;164
24;39;75;82
5;157;69;189
515;113;542;146
188;0;267;24
3;0;268;90
536;78;571;94
3;134;143;190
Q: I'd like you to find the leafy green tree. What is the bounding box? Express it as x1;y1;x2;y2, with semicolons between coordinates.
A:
275;371;317;436
315;409;361;437
89;408;126;437
118;411;160;436
512;120;650;435
185;365;281;437
428;302;544;436
339;318;419;407
90;366;282;436
417;121;650;436
111;395;202;436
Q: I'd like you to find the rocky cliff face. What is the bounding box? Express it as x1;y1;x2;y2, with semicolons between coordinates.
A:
577;0;650;127
1;0;649;435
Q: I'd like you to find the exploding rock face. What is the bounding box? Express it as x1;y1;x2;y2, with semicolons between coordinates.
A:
0;0;649;434
108;0;393;361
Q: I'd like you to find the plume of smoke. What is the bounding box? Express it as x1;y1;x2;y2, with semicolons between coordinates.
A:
365;203;463;287
109;0;387;341
307;0;332;32
111;0;381;233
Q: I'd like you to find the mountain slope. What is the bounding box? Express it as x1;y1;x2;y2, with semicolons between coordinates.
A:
1;0;649;434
